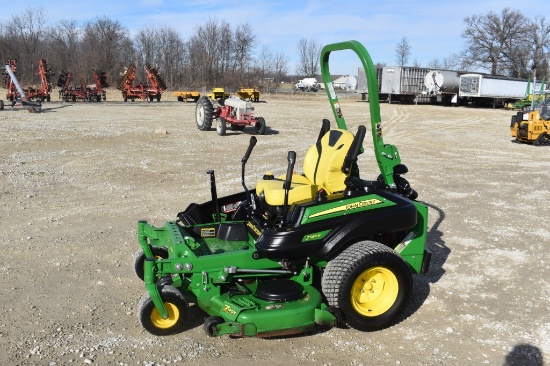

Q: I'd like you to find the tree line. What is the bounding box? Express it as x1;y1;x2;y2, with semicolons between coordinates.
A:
0;8;292;91
2;7;549;92
395;8;550;81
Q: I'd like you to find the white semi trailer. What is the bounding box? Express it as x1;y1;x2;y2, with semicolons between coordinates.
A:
459;74;544;107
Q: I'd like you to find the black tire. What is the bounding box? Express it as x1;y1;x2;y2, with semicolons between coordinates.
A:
123;93;128;102
0;100;4;110
255;117;266;135
216;117;227;136
133;246;168;280
138;286;189;336
177;96;183;102
322;241;412;331
195;96;214;131
203;316;224;337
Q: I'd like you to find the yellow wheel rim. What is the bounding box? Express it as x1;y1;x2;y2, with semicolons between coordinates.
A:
350;266;398;317
150;302;179;329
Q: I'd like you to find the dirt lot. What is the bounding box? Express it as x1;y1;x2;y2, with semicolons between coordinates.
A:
0;90;548;365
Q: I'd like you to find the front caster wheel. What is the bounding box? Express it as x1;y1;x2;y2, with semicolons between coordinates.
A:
138;286;189;336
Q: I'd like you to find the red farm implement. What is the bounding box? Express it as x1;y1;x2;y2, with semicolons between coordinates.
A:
57;70;109;102
117;63;166;102
3;58;53;103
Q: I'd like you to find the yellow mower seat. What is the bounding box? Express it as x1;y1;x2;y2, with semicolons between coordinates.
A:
256;129;355;206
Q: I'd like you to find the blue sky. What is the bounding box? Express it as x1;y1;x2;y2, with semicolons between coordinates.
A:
1;0;548;75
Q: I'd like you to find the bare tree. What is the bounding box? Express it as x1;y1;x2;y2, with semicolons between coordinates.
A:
395;37;411;66
526;16;550;80
45;19;81;73
462;8;529;75
427;59;442;69
296;38;321;77
272;50;289;85
81;16;134;85
3;7;48;84
232;22;256;85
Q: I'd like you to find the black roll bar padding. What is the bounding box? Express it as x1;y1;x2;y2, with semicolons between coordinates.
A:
283;151;297;223
317;119;331;143
206;169;220;222
342;125;366;174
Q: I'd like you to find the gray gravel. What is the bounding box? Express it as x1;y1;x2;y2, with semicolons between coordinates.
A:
0;91;548;365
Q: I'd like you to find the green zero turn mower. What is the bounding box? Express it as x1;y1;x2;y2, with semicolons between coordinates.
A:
133;40;431;337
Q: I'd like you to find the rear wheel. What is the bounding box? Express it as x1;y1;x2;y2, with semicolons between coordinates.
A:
133;246;168;280
195;96;214;131
255;117;266;135
138;286;189;336
322;241;412;331
217;117;227;136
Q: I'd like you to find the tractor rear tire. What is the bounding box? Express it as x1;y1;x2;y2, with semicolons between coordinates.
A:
133;246;169;280
138;286;189;336
195;96;214;131
217;117;227;136
255;117;266;135
322;241;412;331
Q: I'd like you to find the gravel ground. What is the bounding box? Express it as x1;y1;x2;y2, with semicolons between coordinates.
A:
0;90;548;365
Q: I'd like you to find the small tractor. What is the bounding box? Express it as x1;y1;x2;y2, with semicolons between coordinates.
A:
174;90;200;102
133;40;431;338
195;95;267;136
237;87;260;102
57;69;108;102
3;58;53;103
510;98;550;145
117;63;167;102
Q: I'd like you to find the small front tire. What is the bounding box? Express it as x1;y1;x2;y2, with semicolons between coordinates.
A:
138;286;189;336
217;117;227;136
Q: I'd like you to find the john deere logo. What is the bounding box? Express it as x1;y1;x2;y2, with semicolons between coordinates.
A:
345;198;382;210
302;195;393;225
309;198;383;219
